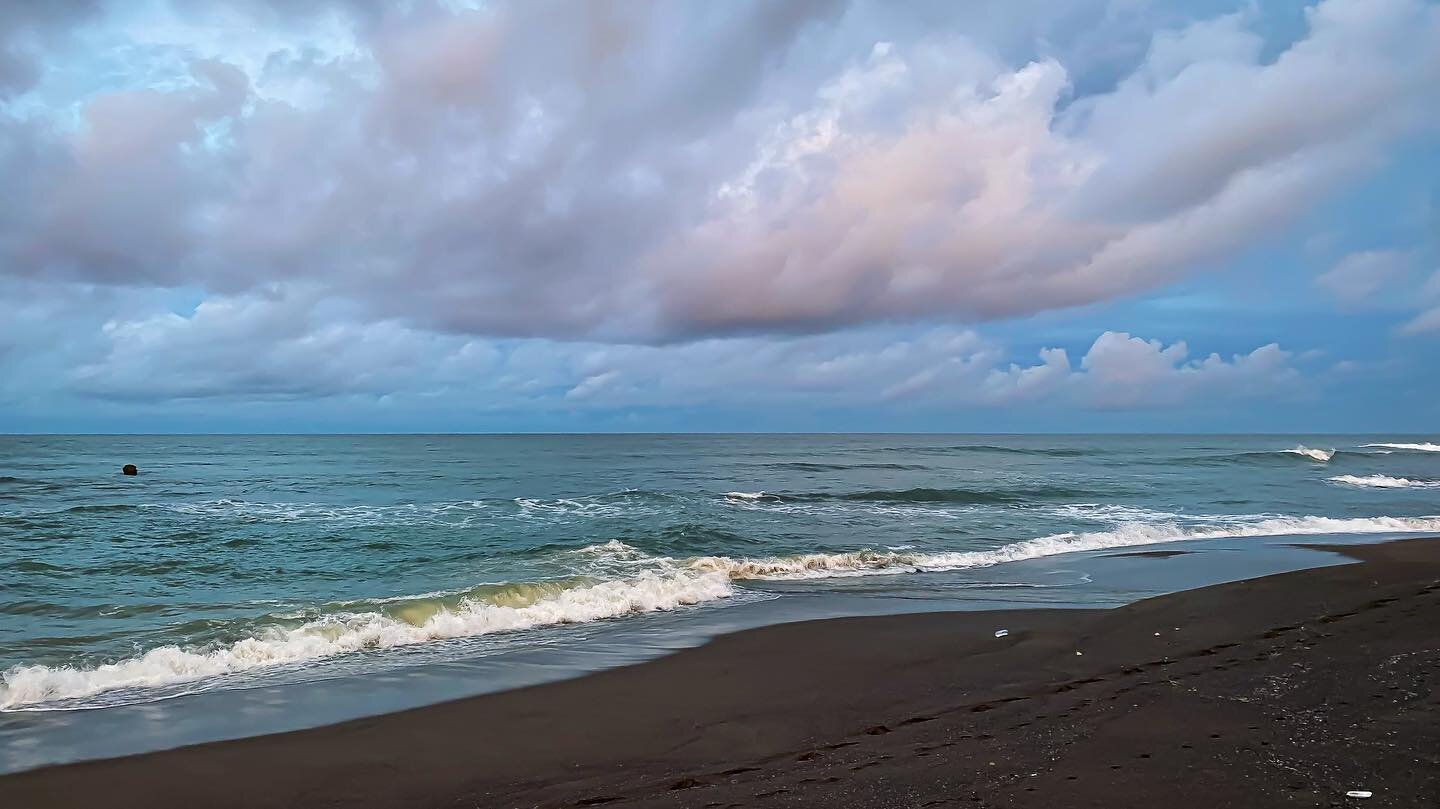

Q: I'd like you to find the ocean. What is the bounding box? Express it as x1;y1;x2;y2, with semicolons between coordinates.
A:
2;434;1438;770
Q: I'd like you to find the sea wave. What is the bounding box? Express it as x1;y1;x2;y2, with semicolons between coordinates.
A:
686;514;1440;580
0;570;734;710
879;444;1090;457
0;476;60;489
151;499;494;526
7;511;1440;710
1329;475;1440;489
1360;442;1440;453
723;491;780;501
1192;446;1337;465
4;494;681;526
68;492;673;525
1045;503;1265;524
1285;446;1335;462
723;485;1091;506
827;486;1072;504
759;462;932;472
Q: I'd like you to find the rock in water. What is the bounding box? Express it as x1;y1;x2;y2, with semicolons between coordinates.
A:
122;464;138;476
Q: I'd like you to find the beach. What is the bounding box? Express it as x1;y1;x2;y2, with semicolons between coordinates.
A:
2;537;1435;808
6;0;1439;801
4;0;1436;800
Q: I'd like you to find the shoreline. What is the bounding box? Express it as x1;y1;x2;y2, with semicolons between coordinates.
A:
3;538;1438;807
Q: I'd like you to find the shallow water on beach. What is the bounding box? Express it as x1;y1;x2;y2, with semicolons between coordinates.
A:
2;434;1438;768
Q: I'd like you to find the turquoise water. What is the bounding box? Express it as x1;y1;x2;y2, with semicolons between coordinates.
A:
2;434;1438;715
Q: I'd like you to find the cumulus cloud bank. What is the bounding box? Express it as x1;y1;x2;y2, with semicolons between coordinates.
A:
2;0;1437;343
68;287;1301;412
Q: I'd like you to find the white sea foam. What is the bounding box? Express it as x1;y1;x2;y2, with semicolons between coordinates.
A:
1329;475;1440;489
721;491;969;520
0;570;733;710
1045;503;1259;524
684;514;1440;581
150;499;492;527
8;513;1440;710
513;497;624;518
1360;442;1440;453
1286;446;1335;462
571;538;646;556
512;491;671;521
143;493;670;526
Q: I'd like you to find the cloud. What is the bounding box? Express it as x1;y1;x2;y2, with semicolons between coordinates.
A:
0;1;97;99
6;61;250;286
976;332;1299;409
1317;249;1414;304
0;0;1436;344
1398;270;1440;335
980;347;1073;404
565;371;621;401
69;289;1304;412
0;277;152;404
69;288;492;401
1400;308;1440;334
1072;331;1297;408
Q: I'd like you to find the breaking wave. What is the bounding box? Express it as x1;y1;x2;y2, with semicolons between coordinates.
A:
6;512;1439;710
687;514;1440;580
1360;442;1440;453
0;570;734;710
1285;446;1336;462
1330;475;1440;489
1197;446;1338;465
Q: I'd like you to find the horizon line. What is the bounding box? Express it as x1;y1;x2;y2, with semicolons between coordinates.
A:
0;431;1428;438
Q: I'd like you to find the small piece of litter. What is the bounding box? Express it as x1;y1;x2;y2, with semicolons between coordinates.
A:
1346;791;1372;799
1154;632;1161;636
1075;651;1083;656
994;629;1009;638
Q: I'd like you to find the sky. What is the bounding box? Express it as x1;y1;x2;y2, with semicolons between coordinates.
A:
0;0;1437;433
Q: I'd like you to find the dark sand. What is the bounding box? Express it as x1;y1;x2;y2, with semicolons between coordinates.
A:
4;539;1438;808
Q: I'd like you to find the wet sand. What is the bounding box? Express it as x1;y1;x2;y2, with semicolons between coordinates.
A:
1105;549;1192;558
3;538;1437;808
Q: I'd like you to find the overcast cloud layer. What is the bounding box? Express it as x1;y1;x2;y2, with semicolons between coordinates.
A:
1;0;1437;431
